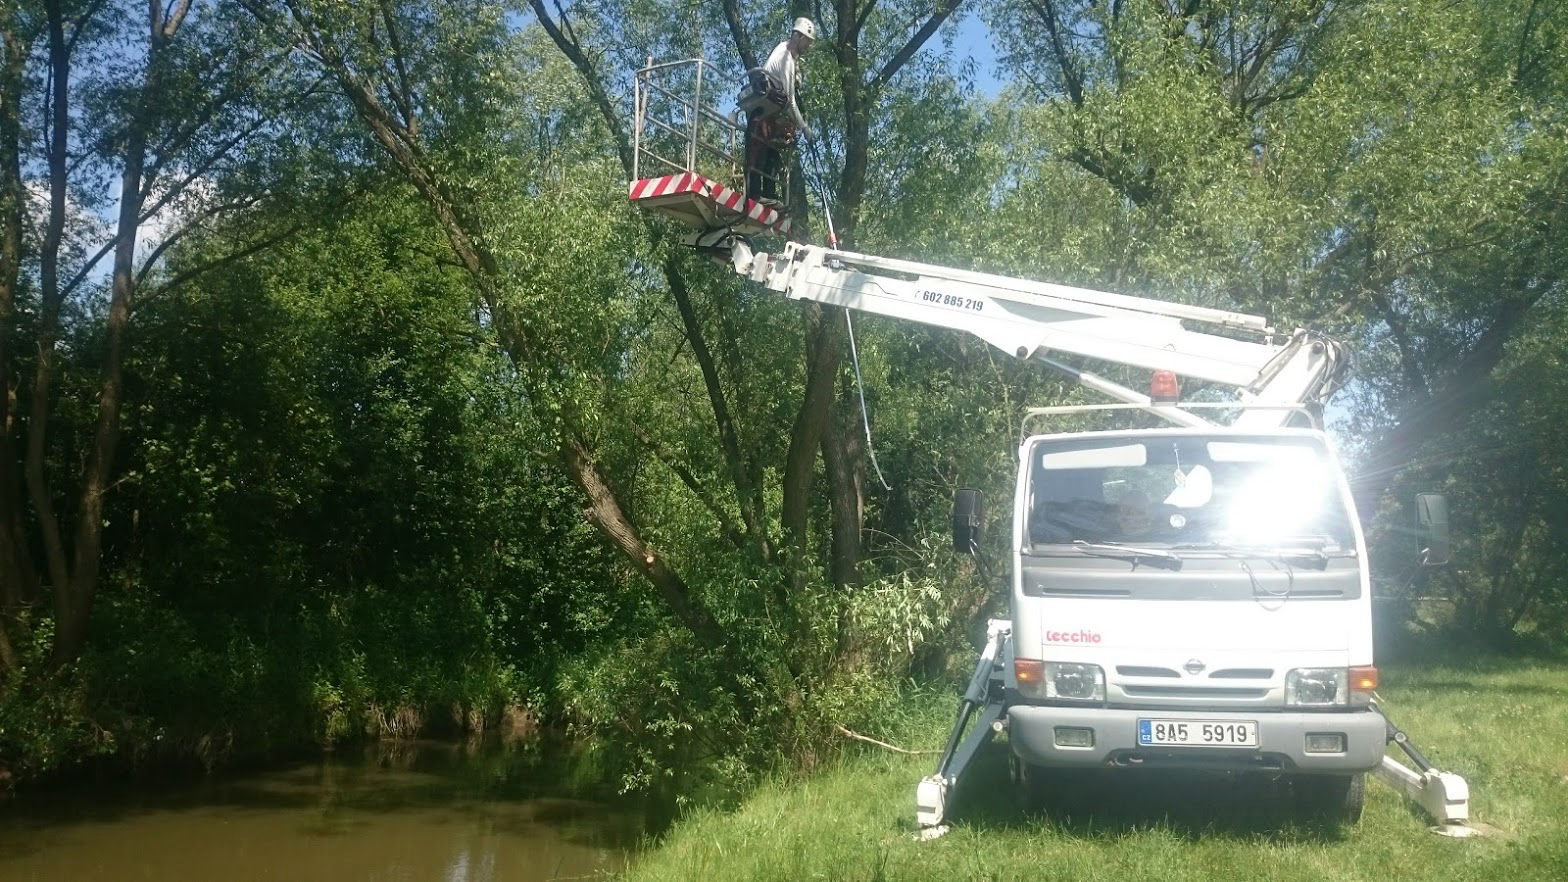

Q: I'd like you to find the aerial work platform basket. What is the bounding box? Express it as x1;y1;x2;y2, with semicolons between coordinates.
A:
630;58;794;240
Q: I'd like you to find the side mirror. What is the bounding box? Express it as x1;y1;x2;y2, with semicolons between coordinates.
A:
952;488;983;554
1415;493;1451;566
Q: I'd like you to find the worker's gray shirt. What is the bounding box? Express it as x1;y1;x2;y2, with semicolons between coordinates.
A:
763;40;807;131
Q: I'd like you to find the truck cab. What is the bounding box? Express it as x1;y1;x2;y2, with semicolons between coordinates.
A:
1003;425;1380;819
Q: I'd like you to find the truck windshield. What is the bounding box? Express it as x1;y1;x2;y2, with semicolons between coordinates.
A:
1027;435;1357;552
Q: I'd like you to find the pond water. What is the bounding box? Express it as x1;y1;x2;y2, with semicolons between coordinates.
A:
0;738;647;881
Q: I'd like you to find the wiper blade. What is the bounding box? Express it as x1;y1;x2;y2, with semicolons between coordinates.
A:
1172;542;1330;570
1272;534;1335;551
1071;541;1184;571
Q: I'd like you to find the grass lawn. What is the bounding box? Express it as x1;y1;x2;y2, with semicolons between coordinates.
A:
622;657;1568;881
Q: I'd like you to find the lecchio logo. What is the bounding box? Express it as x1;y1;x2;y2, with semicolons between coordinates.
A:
1044;629;1102;644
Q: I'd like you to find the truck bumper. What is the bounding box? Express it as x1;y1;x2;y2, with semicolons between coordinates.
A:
1007;705;1386;774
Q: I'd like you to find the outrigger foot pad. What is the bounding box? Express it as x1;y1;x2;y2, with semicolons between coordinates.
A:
1370;703;1478;835
916;775;949;828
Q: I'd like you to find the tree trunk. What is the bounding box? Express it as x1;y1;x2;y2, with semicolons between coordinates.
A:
50;0;175;667
0;13;30;617
28;1;72;611
825;375;866;658
663;253;771;559
780;302;841;546
823;374;865;590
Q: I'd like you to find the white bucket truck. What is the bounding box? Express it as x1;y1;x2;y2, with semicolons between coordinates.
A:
622;66;1470;832
717;242;1470;835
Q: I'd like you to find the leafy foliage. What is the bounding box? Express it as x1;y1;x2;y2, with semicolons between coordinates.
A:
3;0;1566;793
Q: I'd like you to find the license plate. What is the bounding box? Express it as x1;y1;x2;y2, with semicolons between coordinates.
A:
1138;718;1258;748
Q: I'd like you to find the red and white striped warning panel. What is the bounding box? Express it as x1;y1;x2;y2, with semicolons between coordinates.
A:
628;172;793;237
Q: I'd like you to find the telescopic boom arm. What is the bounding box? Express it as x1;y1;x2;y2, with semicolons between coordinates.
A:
726;240;1347;428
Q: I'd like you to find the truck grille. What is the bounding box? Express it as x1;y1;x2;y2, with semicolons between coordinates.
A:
1116;666;1180;678
1209;668;1274;679
1120;684;1270;699
1111;667;1278;705
1115;666;1274;680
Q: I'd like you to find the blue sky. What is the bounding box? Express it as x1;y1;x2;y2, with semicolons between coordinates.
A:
952;11;1004;97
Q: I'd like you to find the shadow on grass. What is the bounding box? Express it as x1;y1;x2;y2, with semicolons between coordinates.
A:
1375;627;1568;674
1388;679;1568;698
943;745;1352;844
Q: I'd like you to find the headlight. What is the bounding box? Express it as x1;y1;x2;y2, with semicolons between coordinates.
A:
1285;667;1347;706
1045;662;1105;700
1016;660;1105;701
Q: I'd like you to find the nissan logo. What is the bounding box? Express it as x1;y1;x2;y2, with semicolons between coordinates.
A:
1184;658;1206;675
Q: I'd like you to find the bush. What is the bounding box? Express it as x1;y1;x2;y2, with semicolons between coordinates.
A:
0;616;114;787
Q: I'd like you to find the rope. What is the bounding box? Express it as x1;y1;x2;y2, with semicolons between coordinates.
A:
846;310;892;491
802;137;838;248
802;135;888;490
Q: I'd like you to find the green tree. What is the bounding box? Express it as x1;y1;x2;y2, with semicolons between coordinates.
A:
84;188;621;753
984;0;1568;639
0;0;317;672
231;0;1008;785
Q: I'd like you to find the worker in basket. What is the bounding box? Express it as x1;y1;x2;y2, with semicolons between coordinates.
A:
740;16;815;208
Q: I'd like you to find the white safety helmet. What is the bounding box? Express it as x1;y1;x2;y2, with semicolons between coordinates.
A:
792;17;816;41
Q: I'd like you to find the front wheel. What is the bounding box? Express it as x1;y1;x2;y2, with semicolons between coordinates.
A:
1293;772;1365;825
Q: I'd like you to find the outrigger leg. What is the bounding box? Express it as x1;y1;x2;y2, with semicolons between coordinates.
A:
916;620;1011;831
1370;702;1477;837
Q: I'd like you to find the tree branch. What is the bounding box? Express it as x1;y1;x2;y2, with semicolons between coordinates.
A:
153;221;299;293
721;0;756;71
63;110;272;300
1365;286;1428;397
64;0;108;57
835;724;938;754
867;1;963;96
376;0;419;137
161;0;192;38
1027;0;1084;106
135;200;290;292
664;252;771;557
627;421;747;550
141;47;294;202
527;0;632;174
853;0;880;38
